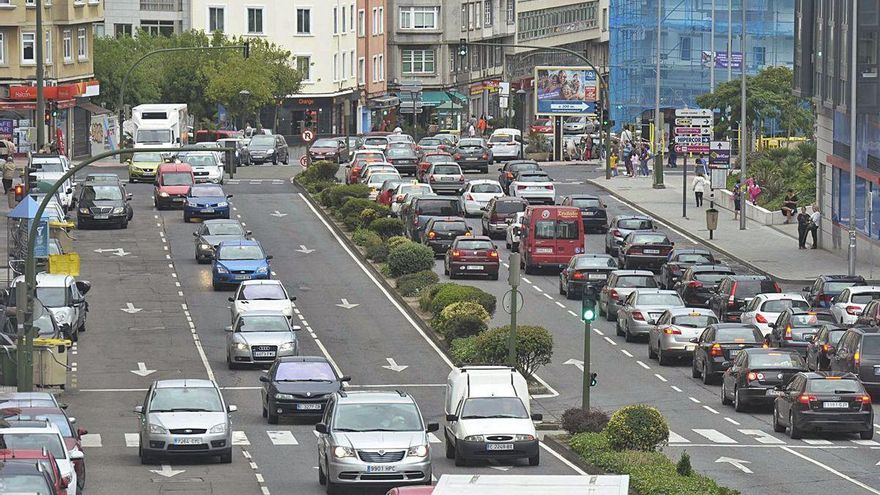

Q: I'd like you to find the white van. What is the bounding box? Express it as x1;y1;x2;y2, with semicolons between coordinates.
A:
444;366;542;466
488;128;523;162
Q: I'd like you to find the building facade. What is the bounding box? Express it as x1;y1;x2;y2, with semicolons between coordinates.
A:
356;0;391;132
97;0;190;37
793;0;880;262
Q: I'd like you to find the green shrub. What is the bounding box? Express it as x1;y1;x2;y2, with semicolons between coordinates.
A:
676;451;693;477
298;160;339;184
418;283;454;312
325;184;370;208
369;217;405;239
450;336;480;365
433;301;490;339
359;208;381;228
306;180;336;195
397;270;440;297
429;284;496;316
605;405;669;452
365;237;389;262
353;228;381;247
561;407;610;435
386;236;412;250
471;325;553;378
387;243;435;277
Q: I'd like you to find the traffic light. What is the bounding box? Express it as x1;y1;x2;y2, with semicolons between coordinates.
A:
44;109;51;126
13;184;24;202
581;290;597;322
590;372;598;387
51;103;58;119
602;117;614;130
243;41;250;59
458;38;468;58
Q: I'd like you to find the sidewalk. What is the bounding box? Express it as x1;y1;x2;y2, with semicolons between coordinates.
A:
588;176;875;283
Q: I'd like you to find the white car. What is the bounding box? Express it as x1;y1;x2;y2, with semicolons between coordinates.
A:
361;135;389;152
178;151;224;184
740;293;810;336
505;211;526;251
487;129;522;162
30;154;74;210
509;171;555;204
830;285;880;325
0;424;82;495
228;280;296;321
366;171;402;199
390;182;433;216
460;179;504;216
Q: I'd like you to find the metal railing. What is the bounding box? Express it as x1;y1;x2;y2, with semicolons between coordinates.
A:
139;0;179;11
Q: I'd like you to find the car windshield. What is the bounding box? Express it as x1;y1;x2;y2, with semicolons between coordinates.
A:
238;315;290;332
575;257;616;268
33;314;57;338
333;403;422;432
851;292;880;304
631;234;668;244
313;139;339;148
218;245;264;260
459;139;484;147
149;387;224;412
33;162;64;174
495;201;527;214
618;219;653;230
0;432;65;458
182;155;216;167
386;148;414;157
133;152;163;162
790;314;823;327
570;198;601;208
489;135;514;143
82;185;123;202
433;165;460;175
433;221;468;232
426;155;451;164
191;186;225;197
824;281;860;294
761;299;809;312
460;397;528;419
240;284;286;300
749;352;804;368
807;379;863;393
734;280;771;298
672;314;717;327
0;473;52;493
471;183;502;193
35;287;66;307
616;276;657;288
510;163;540;173
637;294;683;306
420;139;441;146
418;200;459;216
137;129;171;143
206;223;244;236
716;328;759;342
274;361;336;381
678;254;713;263
399;185;430;195
518;174;551;183
694;271;734;284
368;174;398;185
364;137;388;146
163;172;192;186
456;240;493;250
249;135;274;146
3;413;72;436
828;330;846;344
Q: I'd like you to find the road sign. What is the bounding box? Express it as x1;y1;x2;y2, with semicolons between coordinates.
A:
399;80;423;94
709;140;731;168
33;220;48;257
674;108;713;154
499;96;509;109
675;108;712;118
301;129;314;142
534;66;598;116
675;117;712;126
299;155;308;168
499;82;510;96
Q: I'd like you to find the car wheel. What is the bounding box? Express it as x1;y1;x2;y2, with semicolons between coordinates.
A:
139;446;154;465
490;272;499;281
702;363;714;384
788;412;802;439
445;434;455;459
692;359;702;378
658;347;671;366
861;429;874;440
648;342;657;359
607;305;616;322
772;405;786;432
734;387;746;412
262;405;268;418
212;281;222;291
454;445;467;467
121;219;129;229
183;214;190;223
721;381;733;405
272;156;278;165
267;411;279;425
219;450;233;464
558;280;565;296
624;326;635;343
528;451;540;466
326;480;341;495
616;321;623;337
318;459;327;486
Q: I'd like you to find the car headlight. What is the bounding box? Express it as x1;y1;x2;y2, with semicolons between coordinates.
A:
233;342;249;351
78;208;89;214
267;149;275;154
217;202;228;208
333;446;355;458
112;207;126;214
407;444;428;457
464;435;485;442
209;423;227;434
274;393;295;400
159;191;169;197
216;265;229;274
255;266;269;274
513;434;536;441
199;243;211;250
279;341;295;352
149;423;167;434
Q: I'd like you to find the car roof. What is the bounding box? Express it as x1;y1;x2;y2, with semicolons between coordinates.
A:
154;378;216;389
724;275;772;281
632;289;678;295
711;323;760;329
757;292;807;300
611;269;654;276
818;274;866;281
847;285;880;292
33;273;72;287
336;390;414;404
0;392;58;402
203;219;241;225
237;310;289;318
218;239;261;247
573;253;614;259
467;179;501;185
0;425;62;435
613;214;652;221
671;247;712;255
277;355;331;364
566;194;600;200
0;449;55;460
741;347;801;356
239;279;282;286
457;235;491;241
801;371;860;380
665;307;717;316
690;264;733;272
787;308;832;315
429;216;467;222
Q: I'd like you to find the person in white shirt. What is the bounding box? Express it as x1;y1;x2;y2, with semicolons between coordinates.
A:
809;205;821;249
691;172;710;207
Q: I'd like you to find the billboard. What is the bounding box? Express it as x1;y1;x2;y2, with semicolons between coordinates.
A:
700;51;743;70
534;66;598;116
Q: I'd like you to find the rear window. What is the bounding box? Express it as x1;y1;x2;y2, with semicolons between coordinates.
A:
861;335;880;354
694;271;734;284
456;240;493;250
495;201;527;214
631;233;669;244
637;294;683;306
828;330;847;345
433;165;461;175
733;280;774;298
790;313;829;327
716;327;760;342
489;135;514;143
760;299;809;312
823;281;861;294
519;174;551;183
672;314;717;327
471;183;503;194
616;276;657;288
806;378;864;394
433;221;468;232
571;198;601;208
851;292;880;304
510;163;540;173
459;139;483;147
364;137;387;145
677;253;713;264
418;200;460;216
387;148;415;157
313;139;339;148
535;220;579;240
618;218;654;230
748;352;804;368
574;257;617;269
426;155;451;163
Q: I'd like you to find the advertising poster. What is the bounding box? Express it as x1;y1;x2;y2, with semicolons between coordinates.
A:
534;67;598;116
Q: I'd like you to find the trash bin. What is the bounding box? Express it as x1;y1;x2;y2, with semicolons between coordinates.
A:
0;345;17;386
706;208;719;231
32;338;70;389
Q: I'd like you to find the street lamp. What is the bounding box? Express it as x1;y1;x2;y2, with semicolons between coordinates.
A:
239;90;252;131
516;88;527;159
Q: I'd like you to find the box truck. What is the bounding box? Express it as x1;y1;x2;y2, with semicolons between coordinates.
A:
131;104;189;149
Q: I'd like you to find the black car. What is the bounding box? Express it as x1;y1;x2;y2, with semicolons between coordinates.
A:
708;275;780;322
193;219;251;263
617;231;674;270
309;137;349;163
247;134;289;165
421;217;472;255
830;327;880;394
498;160;541;193
454;138;492;172
385;146;419;175
805;324;848;371
403;196;463;241
766;309;835;357
772;371;873;440
675;264;736;308
721;348;807;411
75;182;133;229
559;194;608;233
804;274;866;309
691;323;764;384
259;356;350;424
660;248;717;289
559;254;618;300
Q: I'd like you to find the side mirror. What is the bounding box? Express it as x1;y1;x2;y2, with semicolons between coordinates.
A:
768;323;777;329
224;325;233;332
721;361;731;368
227;405;238;413
75;280;91;295
133;405;143;414
258;374;270;383
266;255;274;260
426;422;440;432
77;428;88;437
291;325;302;331
445;414;458;422
531;413;543;421
69;449;84;461
126;193;133;201
193;231;199;237
67;417;76;424
227;194;234;199
802;286;811;292
290;296;297;301
227;297;234;302
315;423;328;434
246;231;253;237
340;375;352;382
689;337;699;344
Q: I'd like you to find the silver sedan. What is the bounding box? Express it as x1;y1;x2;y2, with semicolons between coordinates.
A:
616;289;685;342
226;311;300;369
647;308;719;365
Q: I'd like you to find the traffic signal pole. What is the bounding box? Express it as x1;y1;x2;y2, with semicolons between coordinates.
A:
582;318;591;410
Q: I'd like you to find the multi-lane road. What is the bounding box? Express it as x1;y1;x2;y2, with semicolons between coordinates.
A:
64;160;880;495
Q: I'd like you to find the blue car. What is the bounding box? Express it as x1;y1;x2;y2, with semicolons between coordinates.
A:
212;240;272;290
184;184;232;222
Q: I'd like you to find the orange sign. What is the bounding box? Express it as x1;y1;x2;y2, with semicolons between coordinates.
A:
556;208;581;219
8;80;98;101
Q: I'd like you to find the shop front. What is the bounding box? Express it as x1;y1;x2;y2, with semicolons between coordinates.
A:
261;91;358;142
365;95;400;133
468;80;501;125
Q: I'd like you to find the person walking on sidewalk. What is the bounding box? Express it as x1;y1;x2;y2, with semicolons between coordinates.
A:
809;204;821;249
667;140;677;168
2;157;15;194
733;179;743;220
692;172;710;207
781;190;798;223
638;145;651;176
797;206;810;249
610;151;619;177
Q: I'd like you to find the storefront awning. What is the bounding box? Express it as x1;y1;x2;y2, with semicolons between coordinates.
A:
368;95;400;109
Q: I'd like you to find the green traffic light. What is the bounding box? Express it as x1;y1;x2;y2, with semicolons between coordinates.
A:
582;309;595;321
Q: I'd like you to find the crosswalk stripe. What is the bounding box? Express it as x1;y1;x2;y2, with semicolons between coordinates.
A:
428;433;442;444
851;439;880;446
668;431;690;443
124;433;139;448
80;434;102;448
738;429;785;444
267;430;299;445
802;439;833;445
232;431;251;446
693;429;737;444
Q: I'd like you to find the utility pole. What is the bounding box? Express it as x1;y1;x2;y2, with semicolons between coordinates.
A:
710;0;715;91
507;253;521;367
35;0;45;150
653;0;665;189
580;288;597;411
848;0;858;275
727;0;733;82
738;0;747;231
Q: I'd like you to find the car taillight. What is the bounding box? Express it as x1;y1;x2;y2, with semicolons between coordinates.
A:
663;327;681;335
482;153;488;159
846;305;862;315
798;394;816;405
784;326;793;340
773;282;781;292
428;231;436;239
688;281;703;288
855;351;861;366
430;176;436;182
517;185;527;190
709;344;723;357
611;229;621;238
747;372;765;381
464;231;472;236
670;265;682;273
609;289;619;300
455;154;462;160
632;311;645;321
728;282;738;307
459;176;465;182
488;250;498;258
755;313;768;324
822;343;830;353
466;194;474;200
820;294;833;303
451;250;461;258
544;185;554;190
858;394;872;404
506;172;514;179
572;271;585;280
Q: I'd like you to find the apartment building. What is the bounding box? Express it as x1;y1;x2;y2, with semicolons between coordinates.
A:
97;0;190;37
356;0;391;132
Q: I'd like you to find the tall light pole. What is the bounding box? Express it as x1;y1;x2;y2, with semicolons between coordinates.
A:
35;0;45;150
710;0;715;91
738;0;747;231
727;0;733;82
848;0;858;275
653;0;665;189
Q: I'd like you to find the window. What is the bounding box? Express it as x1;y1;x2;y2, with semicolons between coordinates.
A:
342;51;347;79
506;0;514;24
296;56;311;81
517;3;596;41
350;49;354;78
401;48;434;74
350;4;354;32
342;6;346;32
602;7;607;31
247;7;263;34
114;23;133;37
0;33;5;66
296;8;311;34
378;54;384;80
44;29;51;64
140;20;174;36
468;3;475;29
358;57;365;84
333;7;338;33
399;7;439;29
21;32;35;64
679;36;691;60
753;45;766;66
371;55;378;82
209;7;224;32
63;30;71;61
372;8;378;35
333;53;338;80
358;9;365;36
377;7;383;33
461;4;467;31
484;0;492;26
77;27;87;59
93;23;105;38
475;2;481;28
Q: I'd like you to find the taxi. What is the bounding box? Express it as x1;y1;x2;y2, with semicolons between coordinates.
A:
127;151;165;183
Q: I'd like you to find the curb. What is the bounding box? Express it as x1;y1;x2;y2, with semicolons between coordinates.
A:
587;178;813;285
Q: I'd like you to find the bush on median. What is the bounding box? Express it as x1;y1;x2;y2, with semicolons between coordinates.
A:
386;235;412;250
298;160;339;185
605;404;669;452
365;236;389;262
353;228;382;247
561;407;611;435
470;325;553;378
450;335;480;365
429;284;496;317
397;270;440;297
369;217;405;239
418;283;455;312
323;184;370;208
387;242;435;277
433;301;490;340
305;180;336;195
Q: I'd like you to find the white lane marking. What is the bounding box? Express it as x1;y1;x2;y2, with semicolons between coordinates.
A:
693;429;737;444
724;417;741;426
521;277;531;284
654;374;667;382
852;439;880;446
555;301;566;308
533;286;543;293
249;462;258;470
267;431;298;445
543;293;553;300
256;473;264;483
567;310;578;317
539;442;587;475
739;429;785;444
261;486;271;495
636;360;650;369
428;433;442;444
802;439;833;445
606;195;699;245
80;434;102;448
702;405;719;414
124;433;139;447
671;386;683;392
593;329;604;336
668;431;691;443
781;446;880;494
313;338;345;379
621;349;633;357
689;396;701;403
232;431;250;446
603;336;617;346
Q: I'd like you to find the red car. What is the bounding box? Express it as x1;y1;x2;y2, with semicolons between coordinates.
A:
444;235;500;280
417;151;454;181
346;155;385;184
530;117;552;134
0;449;68;494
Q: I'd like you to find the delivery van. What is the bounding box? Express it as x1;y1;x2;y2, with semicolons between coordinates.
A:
519;205;584;273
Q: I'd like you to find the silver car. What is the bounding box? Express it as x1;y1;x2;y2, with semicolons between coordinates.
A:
228;279;296;321
425;162;465;194
193;219;251;263
316;391;438;491
647;308;719;365
616;289;685;342
135;379;237;464
599;270;658;321
226;311;300;369
604;215;655;256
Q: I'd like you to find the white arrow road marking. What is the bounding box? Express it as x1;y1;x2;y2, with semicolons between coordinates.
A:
270;210;288;217
94;248;130;257
120;303;142;314
336;299;359;309
80;434;102;448
267;431;298;445
150;464;186;478
130;362;156;377
296;245;315;254
693;429;737;444
563;358;584;371
852;439;880;447
715;456;752;474
232;431;250;446
382;358;408;372
427;433;442;444
739;429;785;444
124;433;139;447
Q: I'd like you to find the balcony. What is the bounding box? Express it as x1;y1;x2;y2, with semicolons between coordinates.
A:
51;1;104;24
140;0;179;12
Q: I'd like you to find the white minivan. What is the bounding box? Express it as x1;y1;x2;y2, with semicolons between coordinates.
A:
443;366;542;466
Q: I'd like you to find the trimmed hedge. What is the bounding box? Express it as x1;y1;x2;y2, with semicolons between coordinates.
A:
387;242;435;277
433;301;490;340
323;184;370;208
299;160;339;184
353;228;381;247
305;180;336;195
561;407;610;435
359;208;382;228
450;336;479;365
605;404;669;452
470;325;553;378
365;236;389;262
369;217;405;239
386;236;412;250
429;284;496;317
419;283;455;312
569;432;739;495
397;270;440;297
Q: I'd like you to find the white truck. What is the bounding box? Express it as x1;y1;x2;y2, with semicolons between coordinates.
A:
131;104;189;149
431;475;630;495
444;366;542;466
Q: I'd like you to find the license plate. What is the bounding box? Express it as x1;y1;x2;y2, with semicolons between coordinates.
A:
487;443;514;451
465;157;478;160
173;197;185;202
466;265;483;270
366;465;396;473
442;177;453;181
94;214;109;219
685;344;696;351
253;351;275;357
234;274;250;280
296;403;322;410
588;273;606;280
173;437;202;445
583;211;595;216
823;402;849;409
874;366;880;376
202;208;215;213
728;350;740;358
644;249;660;254
536;247;553;254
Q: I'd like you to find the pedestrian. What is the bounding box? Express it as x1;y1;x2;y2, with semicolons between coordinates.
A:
692;172;709;207
620;126;633;148
244;122;253;137
467;122;476;137
393;126;402;134
638;145;651;176
797;206;810;249
746;177;762;205
624;150;635;177
809;204;821;249
781;189;798;223
478;115;487;136
733;179;742;220
610;151;619;177
667;140;677;168
2;157;15;194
